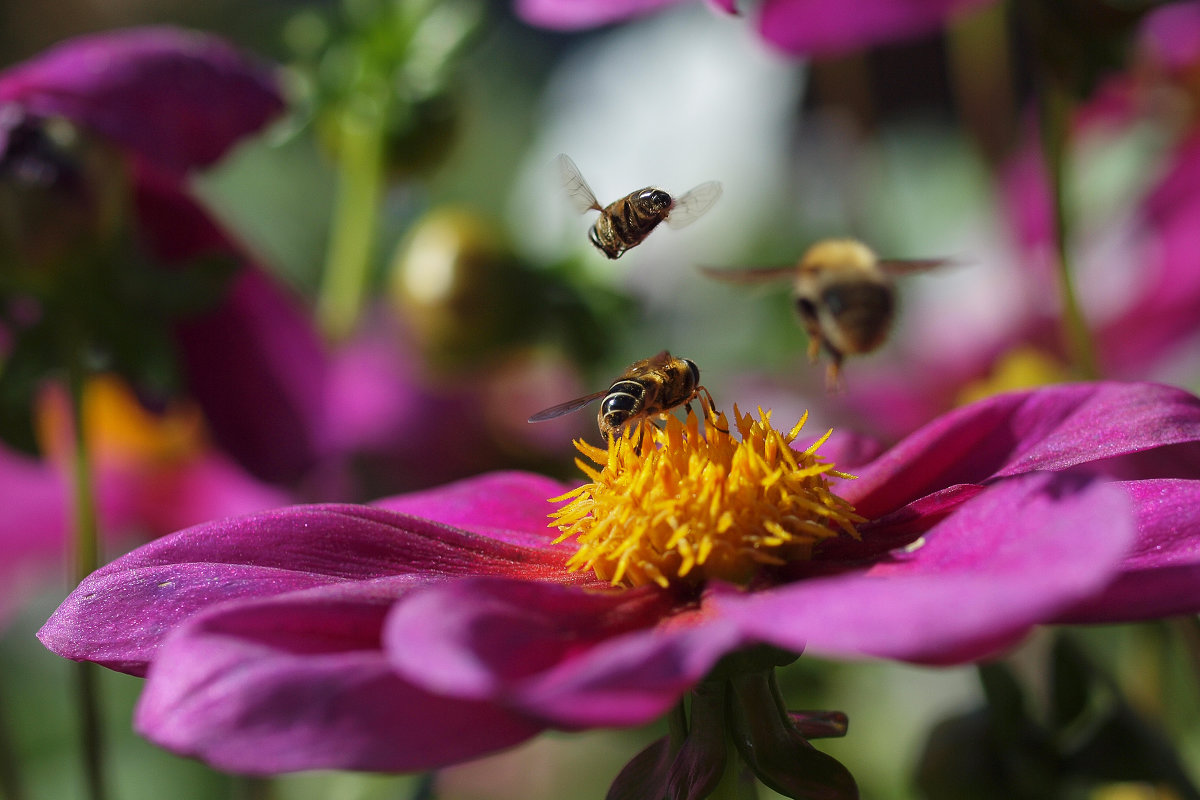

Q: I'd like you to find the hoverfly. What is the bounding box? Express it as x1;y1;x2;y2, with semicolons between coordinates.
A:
558;154;722;259
701;239;950;389
528;350;705;437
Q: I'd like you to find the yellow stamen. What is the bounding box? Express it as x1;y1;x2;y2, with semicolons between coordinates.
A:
550;398;864;589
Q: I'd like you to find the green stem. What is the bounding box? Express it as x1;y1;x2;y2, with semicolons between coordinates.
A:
667;697;689;754
316;100;387;342
0;689;26;800
231;776;273;800
66;350;106;800
1038;78;1100;380
709;733;758;800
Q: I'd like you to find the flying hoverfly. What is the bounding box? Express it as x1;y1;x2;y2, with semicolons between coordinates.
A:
558;153;722;259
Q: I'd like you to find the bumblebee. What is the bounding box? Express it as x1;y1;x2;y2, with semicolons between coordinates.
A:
702;239;949;389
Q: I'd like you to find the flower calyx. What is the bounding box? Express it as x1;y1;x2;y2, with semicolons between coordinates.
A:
606;664;856;800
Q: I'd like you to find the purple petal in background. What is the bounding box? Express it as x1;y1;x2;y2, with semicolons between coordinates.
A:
173;267;330;485
0;27;283;176
758;0;994;56
128;453;293;536
1140;0;1200;72
1100;132;1200;372
130;154;331;487
515;0;686;30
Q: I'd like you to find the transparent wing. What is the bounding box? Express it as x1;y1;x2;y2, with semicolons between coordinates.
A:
877;257;955;276
647;349;672;366
557;153;602;214
527;389;607;423
665;181;722;230
698;264;795;284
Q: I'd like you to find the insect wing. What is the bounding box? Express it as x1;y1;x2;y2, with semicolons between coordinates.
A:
557;153;602;214
527;389;608;423
698;264;795;284
877;257;954;276
644;349;673;367
665;181;722;229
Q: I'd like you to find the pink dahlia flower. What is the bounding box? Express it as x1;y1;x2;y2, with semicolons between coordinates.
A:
39;381;1200;781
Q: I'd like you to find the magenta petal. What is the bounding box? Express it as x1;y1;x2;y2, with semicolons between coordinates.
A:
135;587;544;773
1100;134;1200;372
758;0;993;55
1140;1;1200;71
129;166;333;485
715;473;1135;664
373;471;572;547
515;0;686;29
846;382;1200;520
128;453;294;536
384;577;745;727
0;27;283;175
173;267;331;485
1060;479;1200;622
38;502;569;674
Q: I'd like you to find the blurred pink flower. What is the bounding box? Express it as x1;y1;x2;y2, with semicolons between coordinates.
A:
0;29;330;624
0;376;290;628
0;27;330;484
516;0;993;55
39;381;1200;773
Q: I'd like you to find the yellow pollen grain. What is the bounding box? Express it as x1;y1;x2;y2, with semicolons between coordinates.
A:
548;397;865;589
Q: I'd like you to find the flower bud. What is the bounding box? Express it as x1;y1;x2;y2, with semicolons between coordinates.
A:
388;208;537;369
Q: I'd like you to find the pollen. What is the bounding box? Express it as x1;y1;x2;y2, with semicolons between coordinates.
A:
549;397;864;589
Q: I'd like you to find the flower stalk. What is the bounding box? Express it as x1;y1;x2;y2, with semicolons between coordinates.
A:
1037;74;1099;381
316;95;386;342
65;337;106;800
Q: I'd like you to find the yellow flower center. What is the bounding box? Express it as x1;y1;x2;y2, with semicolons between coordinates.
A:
549;398;864;589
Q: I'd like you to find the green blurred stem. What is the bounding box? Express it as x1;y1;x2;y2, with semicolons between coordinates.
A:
231;776;273;800
1172;617;1200;691
316;103;387;342
1038;78;1100;380
66;347;106;800
0;690;25;800
709;735;758;800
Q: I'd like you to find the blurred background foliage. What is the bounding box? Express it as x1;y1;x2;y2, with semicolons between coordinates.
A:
2;0;1200;798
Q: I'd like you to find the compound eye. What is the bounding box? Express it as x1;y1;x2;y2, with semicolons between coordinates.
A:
638;188;671;209
685;359;700;386
795;296;819;322
601;393;638;419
